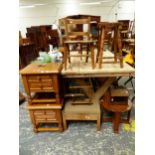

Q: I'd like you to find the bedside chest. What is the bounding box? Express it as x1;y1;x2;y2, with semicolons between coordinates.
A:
20;63;63;104
27;103;63;132
20;63;64;132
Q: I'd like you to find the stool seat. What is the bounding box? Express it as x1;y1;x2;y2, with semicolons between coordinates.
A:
63;100;101;131
63;100;100;114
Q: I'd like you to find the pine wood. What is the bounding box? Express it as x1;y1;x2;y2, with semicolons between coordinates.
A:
63;100;101;131
20;63;63;132
28;103;63;132
63;18;97;69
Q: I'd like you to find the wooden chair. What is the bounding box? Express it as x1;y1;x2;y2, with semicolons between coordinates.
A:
124;41;135;102
63;18;96;69
97;22;123;68
120;20;135;52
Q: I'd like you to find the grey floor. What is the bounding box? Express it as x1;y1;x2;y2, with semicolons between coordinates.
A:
19;77;135;155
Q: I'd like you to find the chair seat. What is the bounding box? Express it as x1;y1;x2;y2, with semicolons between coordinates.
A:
63;100;100;114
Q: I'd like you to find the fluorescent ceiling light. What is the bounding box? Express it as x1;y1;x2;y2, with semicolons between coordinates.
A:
19;5;35;9
80;2;101;5
33;4;45;6
101;0;114;2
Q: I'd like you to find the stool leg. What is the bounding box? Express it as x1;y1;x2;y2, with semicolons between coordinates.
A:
90;45;95;69
117;27;123;68
97;115;101;131
113;112;121;133
63;115;67;130
86;44;89;63
98;28;105;69
114;27;117;63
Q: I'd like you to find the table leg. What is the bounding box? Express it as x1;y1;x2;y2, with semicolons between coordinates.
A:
91;77;115;104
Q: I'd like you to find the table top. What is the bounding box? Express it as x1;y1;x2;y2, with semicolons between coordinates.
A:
20;63;62;75
61;51;135;78
20;51;134;77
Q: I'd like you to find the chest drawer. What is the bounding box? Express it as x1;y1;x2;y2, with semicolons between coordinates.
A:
33;109;60;123
28;75;52;82
27;75;54;92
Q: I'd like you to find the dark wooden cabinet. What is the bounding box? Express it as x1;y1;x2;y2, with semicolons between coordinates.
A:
26;25;59;51
19;43;38;68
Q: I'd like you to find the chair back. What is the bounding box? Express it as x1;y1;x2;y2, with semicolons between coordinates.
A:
64;18;91;40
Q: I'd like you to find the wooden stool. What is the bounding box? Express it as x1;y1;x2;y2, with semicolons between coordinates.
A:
63;100;101;131
101;88;132;133
97;22;123;68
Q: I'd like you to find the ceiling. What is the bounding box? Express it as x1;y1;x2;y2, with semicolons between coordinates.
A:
19;0;134;7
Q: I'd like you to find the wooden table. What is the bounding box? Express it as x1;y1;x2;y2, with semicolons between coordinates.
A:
61;51;135;133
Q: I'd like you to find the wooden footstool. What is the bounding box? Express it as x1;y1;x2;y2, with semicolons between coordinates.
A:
62;100;101;131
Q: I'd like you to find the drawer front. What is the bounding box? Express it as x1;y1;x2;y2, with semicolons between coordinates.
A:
28;75;52;82
65;114;98;120
34;109;59;123
27;75;54;92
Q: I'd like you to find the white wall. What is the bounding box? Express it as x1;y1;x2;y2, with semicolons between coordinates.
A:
19;0;135;37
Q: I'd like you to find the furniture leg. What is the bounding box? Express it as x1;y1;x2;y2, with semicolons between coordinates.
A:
97;114;101;131
63;116;67;130
19;91;25;104
92;77;116;105
90;44;95;69
114;28;117;63
127;109;131;123
64;45;68;70
98;28;105;68
117;27;123;68
113;112;121;133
